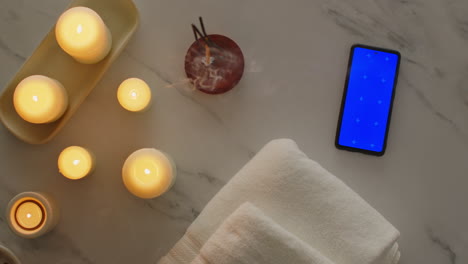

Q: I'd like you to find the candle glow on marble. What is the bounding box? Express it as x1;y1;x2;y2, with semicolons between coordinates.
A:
55;7;112;64
58;146;95;180
117;78;152;112
122;149;176;199
7;192;58;239
13;75;68;124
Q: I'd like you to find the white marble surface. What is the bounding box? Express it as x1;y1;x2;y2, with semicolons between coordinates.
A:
0;0;467;263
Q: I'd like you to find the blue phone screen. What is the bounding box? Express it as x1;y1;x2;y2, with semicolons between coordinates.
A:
338;46;399;153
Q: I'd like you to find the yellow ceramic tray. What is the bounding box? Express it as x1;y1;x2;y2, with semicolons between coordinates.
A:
0;0;139;144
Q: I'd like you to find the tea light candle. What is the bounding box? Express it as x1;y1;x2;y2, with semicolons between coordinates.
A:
13;75;68;124
15;201;43;229
55;7;112;64
7;192;59;239
58;146;95;180
122;149;176;199
117;78;152;112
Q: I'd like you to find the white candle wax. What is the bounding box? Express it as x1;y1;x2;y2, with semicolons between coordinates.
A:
122;149;176;199
55;7;112;64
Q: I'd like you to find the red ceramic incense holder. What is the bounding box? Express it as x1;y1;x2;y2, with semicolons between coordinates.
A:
185;33;244;94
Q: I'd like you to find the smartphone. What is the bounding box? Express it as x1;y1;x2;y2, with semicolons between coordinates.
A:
335;44;401;156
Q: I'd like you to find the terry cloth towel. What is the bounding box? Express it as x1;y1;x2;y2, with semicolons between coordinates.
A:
159;139;400;264
191;202;334;264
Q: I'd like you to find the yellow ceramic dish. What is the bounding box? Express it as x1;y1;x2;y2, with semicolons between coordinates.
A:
0;0;139;144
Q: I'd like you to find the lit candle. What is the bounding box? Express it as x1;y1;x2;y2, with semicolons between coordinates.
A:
58;146;95;180
15;201;43;230
7;192;59;239
122;149;176;199
13;75;68;124
55;7;112;64
117;78;152;112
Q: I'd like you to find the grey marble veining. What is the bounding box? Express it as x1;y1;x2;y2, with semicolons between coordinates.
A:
0;0;468;263
427;228;457;264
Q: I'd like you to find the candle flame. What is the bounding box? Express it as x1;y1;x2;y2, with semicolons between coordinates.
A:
130;89;138;99
26;213;32;219
77;24;83;34
73;159;81;166
32;95;39;102
144;168;151;175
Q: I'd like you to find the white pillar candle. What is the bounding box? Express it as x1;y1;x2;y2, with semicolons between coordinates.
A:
55;7;112;64
58;146;95;180
117;78;152;112
13;75;68;124
6;192;59;239
122;149;176;199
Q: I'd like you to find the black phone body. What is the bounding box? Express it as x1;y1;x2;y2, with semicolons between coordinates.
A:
335;44;401;156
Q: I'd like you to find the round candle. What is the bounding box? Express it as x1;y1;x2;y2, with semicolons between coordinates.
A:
185;34;244;94
15;201;43;230
117;78;152;112
55;6;112;64
7;192;59;239
58;146;95;180
13;75;68;124
122;149;176;199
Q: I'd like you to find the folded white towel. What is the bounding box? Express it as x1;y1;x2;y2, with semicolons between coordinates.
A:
191;202;334;264
159;139;400;264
